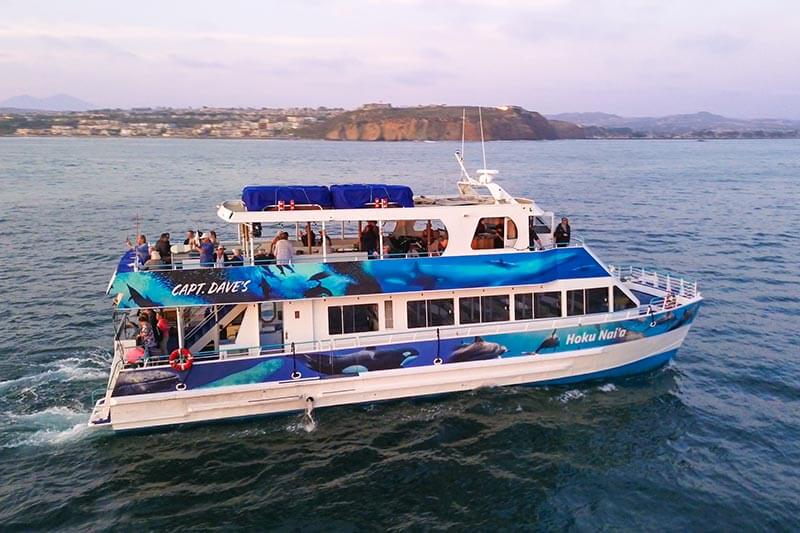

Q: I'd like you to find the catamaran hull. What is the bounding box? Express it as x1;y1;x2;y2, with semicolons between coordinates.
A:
90;324;693;432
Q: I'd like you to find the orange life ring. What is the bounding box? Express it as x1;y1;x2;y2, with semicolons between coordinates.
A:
169;348;193;372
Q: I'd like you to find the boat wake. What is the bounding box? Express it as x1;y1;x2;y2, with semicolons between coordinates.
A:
1;406;91;449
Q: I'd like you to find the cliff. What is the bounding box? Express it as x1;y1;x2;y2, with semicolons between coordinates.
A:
297;105;586;141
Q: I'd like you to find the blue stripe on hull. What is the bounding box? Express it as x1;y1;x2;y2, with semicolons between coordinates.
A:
535;348;678;386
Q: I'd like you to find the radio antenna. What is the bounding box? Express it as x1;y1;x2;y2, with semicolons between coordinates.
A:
478;106;487;170
461;107;466;158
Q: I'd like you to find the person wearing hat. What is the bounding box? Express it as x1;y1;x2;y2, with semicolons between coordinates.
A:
193;232;215;267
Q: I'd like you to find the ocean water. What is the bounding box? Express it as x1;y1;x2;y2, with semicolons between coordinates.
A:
1;138;798;530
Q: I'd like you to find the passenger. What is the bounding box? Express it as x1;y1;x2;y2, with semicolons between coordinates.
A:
360;220;380;259
143;250;163;270
407;242;422;258
529;225;542;250
154;233;172;265
274;231;294;265
268;233;282;257
155;311;170;355
300;227;316;247
554;217;571;247
214;245;227;268
427;237;442;256
438;233;449;252
319;229;332;247
227;247;245;266
209;230;219;246
193;233;215;267
137;315;159;363
183;230;198;247
492;226;505;249
382;244;393;258
132;234;149;266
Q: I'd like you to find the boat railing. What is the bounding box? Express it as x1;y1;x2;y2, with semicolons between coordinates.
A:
126;237;587;273
130;293;684;370
609;265;699;299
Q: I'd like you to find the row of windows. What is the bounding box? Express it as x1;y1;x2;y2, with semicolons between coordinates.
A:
327;287;638;334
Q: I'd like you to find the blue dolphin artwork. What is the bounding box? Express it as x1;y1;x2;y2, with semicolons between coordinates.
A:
109;247;609;309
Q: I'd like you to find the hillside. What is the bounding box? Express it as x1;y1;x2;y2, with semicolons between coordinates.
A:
298;105;586;141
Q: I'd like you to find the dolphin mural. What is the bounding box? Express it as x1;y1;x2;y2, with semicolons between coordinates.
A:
448;337;507;363
303;346;419;375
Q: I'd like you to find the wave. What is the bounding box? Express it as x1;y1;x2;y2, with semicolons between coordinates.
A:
0;349;110;393
1;406;91;449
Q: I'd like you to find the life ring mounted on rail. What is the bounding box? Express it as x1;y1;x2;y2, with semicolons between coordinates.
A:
169;348;194;372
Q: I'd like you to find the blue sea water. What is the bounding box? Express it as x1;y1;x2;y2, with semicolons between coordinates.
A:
0;138;798;530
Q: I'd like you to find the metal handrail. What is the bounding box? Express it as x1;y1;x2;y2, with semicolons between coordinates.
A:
610;265;699;298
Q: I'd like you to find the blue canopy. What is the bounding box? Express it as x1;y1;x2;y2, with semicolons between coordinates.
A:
329;184;414;209
242;185;333;211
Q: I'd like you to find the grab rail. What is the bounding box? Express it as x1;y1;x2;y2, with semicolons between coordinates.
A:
609;265;699;299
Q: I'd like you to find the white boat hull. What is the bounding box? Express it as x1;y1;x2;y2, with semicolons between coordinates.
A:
91;324;691;432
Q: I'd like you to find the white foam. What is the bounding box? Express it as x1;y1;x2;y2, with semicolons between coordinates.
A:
2;406;90;448
557;389;585;403
597;383;618;392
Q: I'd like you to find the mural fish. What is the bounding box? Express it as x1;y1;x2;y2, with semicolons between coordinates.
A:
448;337;507;363
200;358;285;388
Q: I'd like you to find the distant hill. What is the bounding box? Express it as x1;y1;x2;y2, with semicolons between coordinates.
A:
0;94;94;112
298;105;585;141
547;111;800;135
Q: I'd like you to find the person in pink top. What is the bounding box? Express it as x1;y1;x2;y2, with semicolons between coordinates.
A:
156;310;170;355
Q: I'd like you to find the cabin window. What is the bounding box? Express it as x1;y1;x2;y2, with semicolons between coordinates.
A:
514;293;533;320
407;298;455;329
534;291;561;318
586;287;610;314
384;300;394;329
327;304;379;335
613;286;638;311
459;297;481;324
471;217;518;250
385;219;448;257
567;289;585;316
481;295;510;322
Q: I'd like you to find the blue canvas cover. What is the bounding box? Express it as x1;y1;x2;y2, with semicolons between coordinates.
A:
329;184;414;209
242;185;333;211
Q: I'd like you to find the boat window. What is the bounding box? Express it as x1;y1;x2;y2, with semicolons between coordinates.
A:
406;300;427;329
481;295;510;322
386;219;448;257
567;289;585;316
328;304;379;335
459;296;481;324
471;217;518;250
514;293;533;320
528;216;551;235
586;287;610;314
613;286;638;311
407;298;454;328
384;300;394;329
535;291;562;318
428;299;455;327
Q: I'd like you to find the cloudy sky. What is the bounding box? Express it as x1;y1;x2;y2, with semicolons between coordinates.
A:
1;0;798;117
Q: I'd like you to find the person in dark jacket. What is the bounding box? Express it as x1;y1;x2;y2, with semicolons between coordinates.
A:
554;217;571;247
360;221;380;258
155;232;172;264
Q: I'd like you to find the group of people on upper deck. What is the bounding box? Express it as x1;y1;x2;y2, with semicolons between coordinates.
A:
127;229;244;269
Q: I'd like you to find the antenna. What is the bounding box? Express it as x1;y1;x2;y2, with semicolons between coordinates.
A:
461;107;466;158
478;106;487;170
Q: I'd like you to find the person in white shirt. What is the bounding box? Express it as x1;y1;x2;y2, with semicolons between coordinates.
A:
273;232;294;265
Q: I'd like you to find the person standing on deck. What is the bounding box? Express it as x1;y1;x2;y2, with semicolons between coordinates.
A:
554;217;571;247
137;315;159;363
193;233;215;267
274;232;294;265
360;220;380;259
156;311;170;355
155;233;172;265
131;234;149;266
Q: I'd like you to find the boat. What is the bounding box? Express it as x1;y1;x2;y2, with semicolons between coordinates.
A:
90;153;702;431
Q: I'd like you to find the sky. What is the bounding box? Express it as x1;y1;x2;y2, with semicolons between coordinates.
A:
0;0;798;118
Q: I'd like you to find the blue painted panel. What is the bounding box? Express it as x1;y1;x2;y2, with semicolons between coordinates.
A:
109;247;610;309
